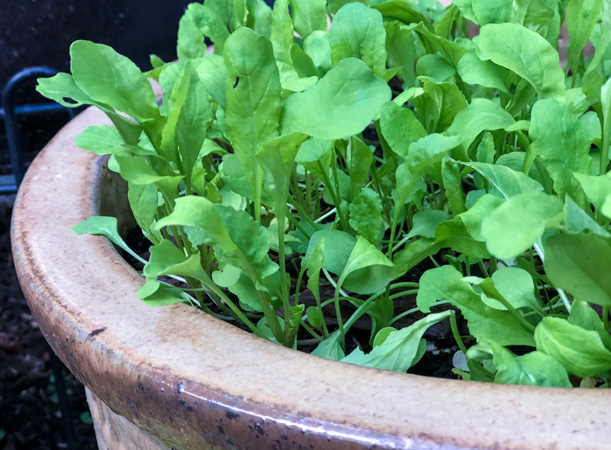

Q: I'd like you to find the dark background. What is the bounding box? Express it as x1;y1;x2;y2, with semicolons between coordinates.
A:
1;1;192;448
0;0;194;88
0;0;194;182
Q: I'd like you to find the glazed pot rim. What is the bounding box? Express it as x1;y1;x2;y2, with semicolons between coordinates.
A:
11;106;611;449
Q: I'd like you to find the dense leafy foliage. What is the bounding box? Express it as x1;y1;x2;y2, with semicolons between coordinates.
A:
38;0;611;388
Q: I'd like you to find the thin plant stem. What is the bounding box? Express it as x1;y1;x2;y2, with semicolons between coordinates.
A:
450;312;469;355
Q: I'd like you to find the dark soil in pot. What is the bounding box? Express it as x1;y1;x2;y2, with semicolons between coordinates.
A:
0;199;96;449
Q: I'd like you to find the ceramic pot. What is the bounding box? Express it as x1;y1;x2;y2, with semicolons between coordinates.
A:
11;106;611;449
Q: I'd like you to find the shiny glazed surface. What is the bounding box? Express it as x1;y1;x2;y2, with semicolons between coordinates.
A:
11;106;611;449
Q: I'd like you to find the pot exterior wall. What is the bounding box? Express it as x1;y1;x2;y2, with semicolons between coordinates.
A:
86;388;167;450
11;106;611;449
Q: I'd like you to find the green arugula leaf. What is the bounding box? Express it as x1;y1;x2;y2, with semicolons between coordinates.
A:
513;0;562;45
411;77;467;133
583;24;611;103
563;196;611;237
290;0;328;40
37;68;143;146
340;237;396;295
70;41;161;124
282;58;391;139
535;317;611;377
295;138;333;180
456;52;509;93
138;279;188;306
408;134;461;172
213;265;264;311
194;55;229;108
434;219;491;259
127;183;160;242
349;188;383;243
447;98;515;149
252;0;273;39
481;190;564;259
544;232;611;307
74;126;134;157
224;27;282;206
417;264;463;313
405;209;450;240
306;306;324;330
110;154;178;185
385;22;418;87
347;137;374;200
573;172;611;213
380;101;427;159
312;331;346;360
416;54;456;83
36;72;95;108
306;229;357;276
290;43;318;78
175;63;214;193
530;99;591;199
257;133;308;219
418;265;536;346
155;195;235;250
566;0;603;80
304;30;333;75
73;216;132;255
177;6;207;60
408;22;467;67
270;0;294;63
215;205;279;279
303;237;326;324
329;3;387;78
463;162;543;198
471;0;514;25
479;267;541;311
475;23;565;100
442;159;466;214
467;341;572;388
569;301;611;351
370;0;431;29
341;311;452;372
185;3;230;57
601;77;611;175
458;193;505;241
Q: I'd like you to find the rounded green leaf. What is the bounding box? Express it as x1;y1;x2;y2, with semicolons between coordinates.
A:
468;341;572;388
457;52;509;93
306;229;356;276
282;58;391;139
481;267;540;311
380;101;427;159
70;40;160;122
341;311;452;372
329;3;387;78
481;190;564;259
341;237;396;294
535;317;611;377
544;232;611;306
475;23;565;100
447;98;515;148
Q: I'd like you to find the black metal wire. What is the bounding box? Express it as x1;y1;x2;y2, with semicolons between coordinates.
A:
1;66;75;192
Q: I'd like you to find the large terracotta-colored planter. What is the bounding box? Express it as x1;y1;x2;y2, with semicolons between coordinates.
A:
11;106;611;449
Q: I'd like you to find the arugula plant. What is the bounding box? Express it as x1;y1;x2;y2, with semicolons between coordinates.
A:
37;0;611;388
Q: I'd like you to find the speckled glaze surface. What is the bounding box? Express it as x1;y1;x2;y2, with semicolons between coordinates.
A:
11;106;611;449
